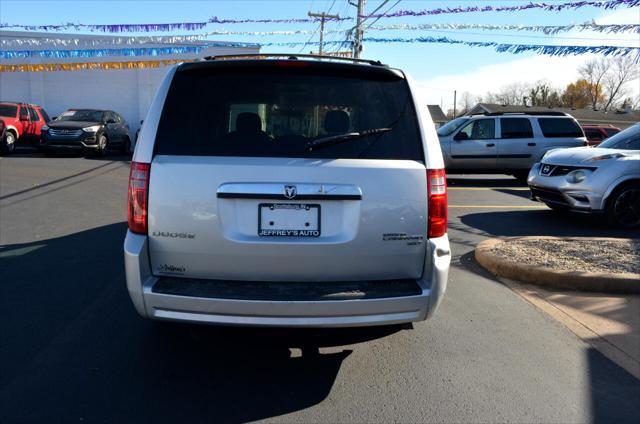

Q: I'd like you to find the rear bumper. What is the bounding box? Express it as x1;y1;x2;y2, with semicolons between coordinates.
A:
123;231;450;327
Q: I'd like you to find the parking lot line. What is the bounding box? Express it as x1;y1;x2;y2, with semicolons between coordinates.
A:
449;205;548;209
448;187;531;191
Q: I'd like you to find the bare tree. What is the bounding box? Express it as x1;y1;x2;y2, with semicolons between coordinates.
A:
495;82;530;105
460;91;474;114
602;56;640;111
579;58;608;110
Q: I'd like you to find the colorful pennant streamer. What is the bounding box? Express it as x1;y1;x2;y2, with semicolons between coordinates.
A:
2;37;638;63
1;0;638;33
1;42;259;59
0;59;186;72
2;22;638;50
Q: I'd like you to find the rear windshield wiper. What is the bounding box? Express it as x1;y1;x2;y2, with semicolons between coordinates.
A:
305;127;393;152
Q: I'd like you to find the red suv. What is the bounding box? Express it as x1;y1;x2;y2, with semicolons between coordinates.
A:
0;102;51;154
581;124;621;146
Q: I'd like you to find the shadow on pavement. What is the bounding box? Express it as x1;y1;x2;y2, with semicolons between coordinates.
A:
587;347;640;423
447;176;525;188
6;146;130;162
0;223;401;423
461;209;634;238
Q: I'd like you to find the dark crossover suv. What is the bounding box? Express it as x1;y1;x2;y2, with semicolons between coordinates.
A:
41;109;132;155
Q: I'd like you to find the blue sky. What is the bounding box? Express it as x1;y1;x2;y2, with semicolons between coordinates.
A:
2;0;639;109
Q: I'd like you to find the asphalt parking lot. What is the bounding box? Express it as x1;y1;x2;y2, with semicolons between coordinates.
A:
1;149;638;423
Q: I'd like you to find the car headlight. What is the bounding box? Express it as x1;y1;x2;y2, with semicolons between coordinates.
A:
583;153;625;162
566;170;588;184
41;125;49;132
82;125;100;133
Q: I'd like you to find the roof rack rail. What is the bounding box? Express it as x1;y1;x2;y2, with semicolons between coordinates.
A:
470;111;569;117
203;53;387;67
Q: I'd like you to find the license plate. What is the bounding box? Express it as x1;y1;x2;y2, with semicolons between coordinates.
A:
258;203;320;237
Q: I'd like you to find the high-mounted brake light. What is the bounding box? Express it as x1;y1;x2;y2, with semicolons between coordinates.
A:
427;168;448;238
127;162;150;234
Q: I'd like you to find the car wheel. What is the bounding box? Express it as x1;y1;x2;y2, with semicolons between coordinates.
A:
606;183;640;228
97;134;108;156
1;131;16;155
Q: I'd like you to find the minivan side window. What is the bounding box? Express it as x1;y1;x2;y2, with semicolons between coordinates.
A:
458;119;495;140
500;118;533;139
538;118;583;138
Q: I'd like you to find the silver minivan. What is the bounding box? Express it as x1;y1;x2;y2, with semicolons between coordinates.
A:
124;54;451;327
437;112;587;179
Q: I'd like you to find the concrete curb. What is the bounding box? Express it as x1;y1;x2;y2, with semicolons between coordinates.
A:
475;236;640;294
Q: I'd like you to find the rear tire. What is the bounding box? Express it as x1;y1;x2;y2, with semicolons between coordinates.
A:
1;131;16;155
606;182;640;228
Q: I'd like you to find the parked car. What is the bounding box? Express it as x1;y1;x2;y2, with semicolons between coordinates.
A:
0;101;50;154
124;54;451;327
581;124;621;146
528;123;640;227
41;109;131;155
437;112;587;180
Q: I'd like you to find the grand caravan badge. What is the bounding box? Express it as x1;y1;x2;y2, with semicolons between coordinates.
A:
152;231;195;239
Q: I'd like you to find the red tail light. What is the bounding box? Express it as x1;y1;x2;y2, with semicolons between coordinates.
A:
427;168;448;238
127;162;150;234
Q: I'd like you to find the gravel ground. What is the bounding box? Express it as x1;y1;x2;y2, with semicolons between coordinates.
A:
492;239;640;275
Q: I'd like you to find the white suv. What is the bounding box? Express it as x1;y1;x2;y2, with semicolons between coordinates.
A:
437;112;587;179
124;54;451;327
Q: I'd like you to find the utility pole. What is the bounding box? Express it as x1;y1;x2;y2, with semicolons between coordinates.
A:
453;90;457;117
350;0;366;58
308;11;341;56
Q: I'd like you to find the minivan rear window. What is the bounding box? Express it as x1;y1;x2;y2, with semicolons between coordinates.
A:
538;118;583;138
154;65;423;160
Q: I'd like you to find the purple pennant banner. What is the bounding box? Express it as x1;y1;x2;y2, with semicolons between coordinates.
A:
1;0;638;33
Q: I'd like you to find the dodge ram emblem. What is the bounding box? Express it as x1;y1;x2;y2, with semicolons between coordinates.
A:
284;185;297;199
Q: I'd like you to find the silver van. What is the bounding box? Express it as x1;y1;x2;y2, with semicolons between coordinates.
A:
437;112;587;180
124;55;451;327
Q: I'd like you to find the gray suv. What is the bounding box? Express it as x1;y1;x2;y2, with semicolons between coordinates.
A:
437;112;587;179
123;54;451;327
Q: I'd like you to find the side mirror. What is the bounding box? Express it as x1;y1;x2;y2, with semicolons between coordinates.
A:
454;132;469;141
106;118;116;124
19;114;29;121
